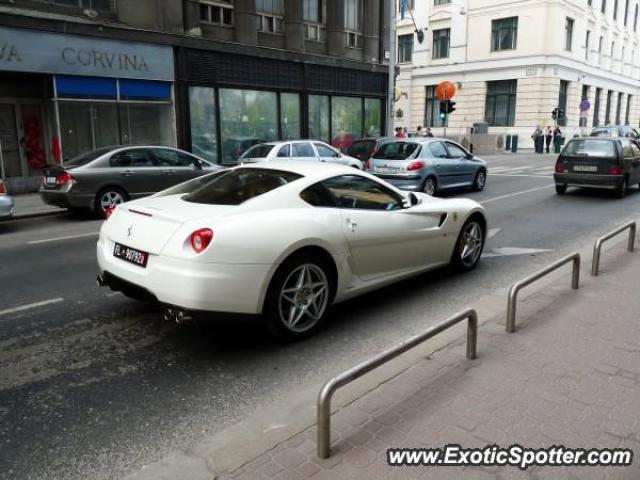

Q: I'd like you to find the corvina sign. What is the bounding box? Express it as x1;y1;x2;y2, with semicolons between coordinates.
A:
0;26;173;81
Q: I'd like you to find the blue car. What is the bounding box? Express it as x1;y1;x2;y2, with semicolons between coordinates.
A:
367;138;488;196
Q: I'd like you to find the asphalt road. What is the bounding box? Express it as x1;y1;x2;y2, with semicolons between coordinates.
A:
1;153;639;480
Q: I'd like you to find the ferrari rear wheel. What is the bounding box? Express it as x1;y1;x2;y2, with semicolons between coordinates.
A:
451;216;485;272
264;254;333;340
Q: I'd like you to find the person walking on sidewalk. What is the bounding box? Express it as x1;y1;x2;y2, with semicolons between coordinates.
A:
545;126;553;153
531;126;544;154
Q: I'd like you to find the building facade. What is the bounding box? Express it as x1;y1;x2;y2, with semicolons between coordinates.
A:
394;0;640;148
0;0;390;192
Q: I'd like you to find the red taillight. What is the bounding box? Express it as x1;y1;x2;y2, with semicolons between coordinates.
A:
190;228;214;253
0;182;5;194
608;165;622;175
104;206;115;219
407;161;426;171
56;172;74;185
555;163;565;173
363;160;370;170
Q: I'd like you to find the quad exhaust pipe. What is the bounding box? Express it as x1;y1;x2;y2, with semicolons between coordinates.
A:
163;307;193;325
96;274;105;287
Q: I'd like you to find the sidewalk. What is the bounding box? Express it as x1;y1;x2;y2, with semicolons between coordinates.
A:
11;193;63;219
220;251;640;480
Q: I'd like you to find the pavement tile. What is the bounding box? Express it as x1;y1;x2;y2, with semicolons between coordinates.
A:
273;448;307;470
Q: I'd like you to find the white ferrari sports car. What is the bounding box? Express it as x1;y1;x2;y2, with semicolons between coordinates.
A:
96;162;487;339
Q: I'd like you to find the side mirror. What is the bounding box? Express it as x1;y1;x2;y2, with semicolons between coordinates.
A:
465;153;474;160
408;192;419;206
193;159;204;170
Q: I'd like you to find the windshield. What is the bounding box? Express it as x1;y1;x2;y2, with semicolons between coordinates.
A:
372;142;420;160
63;147;114;167
240;144;275;159
562;139;617;158
183;168;302;205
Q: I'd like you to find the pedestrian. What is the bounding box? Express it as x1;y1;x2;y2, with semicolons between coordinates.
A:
395;127;405;139
417;125;424;137
553;126;562;152
425;127;433;137
545;126;553;153
531;126;544;154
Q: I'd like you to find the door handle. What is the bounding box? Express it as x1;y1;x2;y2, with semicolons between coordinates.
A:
162;170;176;175
121;170;134;176
346;218;357;232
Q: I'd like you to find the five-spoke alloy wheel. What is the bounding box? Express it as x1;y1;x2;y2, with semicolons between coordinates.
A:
451;217;485;271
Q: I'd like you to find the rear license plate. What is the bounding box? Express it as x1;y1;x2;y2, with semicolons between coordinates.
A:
572;165;598;172
113;243;148;268
44;176;57;186
376;166;400;174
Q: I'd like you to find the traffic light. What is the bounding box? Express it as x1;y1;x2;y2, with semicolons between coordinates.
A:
557;107;565;119
439;100;447;115
552;108;558;120
446;100;456;114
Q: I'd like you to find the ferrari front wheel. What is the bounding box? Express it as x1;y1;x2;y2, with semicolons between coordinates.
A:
451;216;485;272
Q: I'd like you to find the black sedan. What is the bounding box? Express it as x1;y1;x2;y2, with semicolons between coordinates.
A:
554;137;640;198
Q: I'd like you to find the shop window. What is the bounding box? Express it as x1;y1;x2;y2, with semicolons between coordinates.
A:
119;104;174;147
626;95;632;125
485;80;517;126
200;1;234;26
331;96;362;152
304;0;326;40
491;17;518;51
59;103;119;160
219;88;278;163
593;88;602;127
364;98;382;137
257;0;284;33
189;86;218;163
280;93;301;140
308;95;329;143
605;90;612;125
557;80;568;127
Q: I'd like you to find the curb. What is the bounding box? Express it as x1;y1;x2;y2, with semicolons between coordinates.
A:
7;210;68;221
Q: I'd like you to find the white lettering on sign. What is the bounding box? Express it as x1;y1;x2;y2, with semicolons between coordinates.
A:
0;42;21;63
61;47;149;72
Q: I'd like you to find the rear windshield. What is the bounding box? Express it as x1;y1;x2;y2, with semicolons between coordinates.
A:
372;142;420;160
240;144;274;159
347;140;375;159
64;146;114;167
183;168;302;205
562;139;617;158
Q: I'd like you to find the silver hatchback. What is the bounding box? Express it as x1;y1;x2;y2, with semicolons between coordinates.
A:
367;138;488;195
0;179;14;220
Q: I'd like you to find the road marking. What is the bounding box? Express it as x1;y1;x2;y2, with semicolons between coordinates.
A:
483;247;554;258
481;185;555;204
487;227;501;240
27;232;99;245
0;297;64;316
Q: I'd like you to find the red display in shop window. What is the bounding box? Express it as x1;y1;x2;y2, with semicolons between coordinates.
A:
21;116;47;170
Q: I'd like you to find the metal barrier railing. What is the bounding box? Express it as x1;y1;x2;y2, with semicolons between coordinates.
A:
591;221;636;276
506;253;580;333
316;309;478;459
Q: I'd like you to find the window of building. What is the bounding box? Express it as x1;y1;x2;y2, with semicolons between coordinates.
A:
588;0;593;6
189;86;217;163
434;0;451;5
200;1;234;26
625;0;630;24
491;17;518;51
344;0;363;48
364;98;382;137
558;80;569;126
635;4;638;31
616;92;623;124
565;17;574;51
602;0;607;14
219;88;278;163
424;86;444;127
303;0;326;41
485;80;517;126
45;0;112;9
622;46;626;62
308;95;329;143
432;28;450;59
585;30;591;60
625;94;632;124
614;0;619;19
257;0;284;33
331;96;362;150
398;34;413;63
398;0;415;12
611;41;616;60
593;88;602;126
605;90;613;124
598;36;604;63
280;93;301;140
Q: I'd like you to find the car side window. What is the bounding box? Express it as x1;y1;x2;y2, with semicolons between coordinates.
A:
176;151;199;167
153;149;195;167
314;143;339;158
445;142;468;159
320;175;404;211
428;142;448;158
621;140;634;159
109;149;155;168
277;144;290;158
631;141;640;157
299;183;337;207
292;142;316;157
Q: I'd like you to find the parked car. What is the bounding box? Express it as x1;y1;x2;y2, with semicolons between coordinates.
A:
96;162;487;340
554;137;640;197
0;179;14;220
367;138;487;196
40;146;223;218
221;137;264;164
238;140;364;169
346;137;395;168
590;126;640;139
